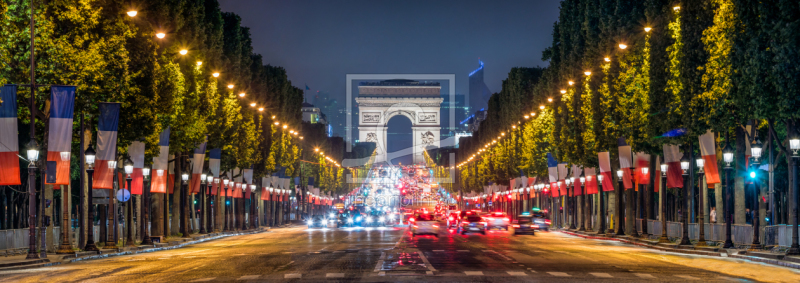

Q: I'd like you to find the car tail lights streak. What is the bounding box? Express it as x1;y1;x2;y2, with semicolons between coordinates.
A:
409;218;415;222
512;224;520;228
504;218;510;222
545;219;552;225
532;224;539;228
432;225;439;228
449;217;454;221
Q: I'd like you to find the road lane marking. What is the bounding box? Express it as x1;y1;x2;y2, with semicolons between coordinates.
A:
277;261;295;269
507;271;526;276
374;252;385;272
464;271;484;276
426;271;433;275
284;274;301;279
237;275;259;280
326;273;345;278
547;272;571;277
635;273;656;279
433;250;445;252
590;273;613;278
190;278;215;282
457;250;469;252
378;272;386;276
417;251;437;272
675;275;699;280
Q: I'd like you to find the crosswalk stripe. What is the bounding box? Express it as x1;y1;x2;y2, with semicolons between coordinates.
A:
190;278;215;282
547;272;571;277
284;274;301;279
635;273;656;279
464;271;484;276
433;250;445;252
506;271;526;276
237;275;259;280
675;275;700;280
457;250;469;252
326;273;345;278
590;273;613;278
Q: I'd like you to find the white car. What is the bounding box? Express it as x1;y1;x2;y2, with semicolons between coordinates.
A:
410;213;439;236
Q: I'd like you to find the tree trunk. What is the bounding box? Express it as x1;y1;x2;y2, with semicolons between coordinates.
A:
735;126;746;224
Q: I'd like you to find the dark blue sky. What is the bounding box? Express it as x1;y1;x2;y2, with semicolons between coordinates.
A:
218;0;561;103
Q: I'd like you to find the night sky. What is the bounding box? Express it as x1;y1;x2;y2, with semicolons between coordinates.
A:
218;0;561;162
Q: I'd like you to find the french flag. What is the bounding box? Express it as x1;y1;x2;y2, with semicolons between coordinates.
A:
150;128;170;194
93;103;120;189
260;177;270;201
572;165;583;196
635;152;651;185
208;149;221;196
547;153;559;197
618;137;633;189
584;167;598;194
662;144;684;188
128;141;145;194
699;130;721;185
46;86;76;185
0;85;20;185
598;152;614;191
189;138;207;194
243;167;253;199
557;163;568;196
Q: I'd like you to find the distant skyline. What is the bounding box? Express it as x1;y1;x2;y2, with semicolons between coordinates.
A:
218;0;561;117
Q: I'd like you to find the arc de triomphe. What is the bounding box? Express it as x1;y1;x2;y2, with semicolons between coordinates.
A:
356;79;443;164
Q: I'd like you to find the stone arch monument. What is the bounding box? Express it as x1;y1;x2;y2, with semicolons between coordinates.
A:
356;79;443;164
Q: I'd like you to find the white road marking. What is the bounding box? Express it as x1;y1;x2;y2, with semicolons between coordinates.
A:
464;271;484;276
237;275;259;280
378;272;386;276
548;272;571;277
277;261;295;269
433;250;445;252
326;273;345;278
374;252;385;272
284;274;301;279
457;250;469;252
417;251;437;272
190;278;215;282
675;275;699;280
507;271;526;276
635;273;656;279
590;272;613;278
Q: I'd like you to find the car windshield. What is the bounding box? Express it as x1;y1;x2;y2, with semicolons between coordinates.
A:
417;214;435;221
517;217;533;224
465;216;482;222
532;212;548;218
312;216;323;221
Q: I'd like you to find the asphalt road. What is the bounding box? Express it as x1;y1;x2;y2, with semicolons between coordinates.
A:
2;224;799;282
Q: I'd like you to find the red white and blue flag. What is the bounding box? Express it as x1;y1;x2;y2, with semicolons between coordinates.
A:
128;141;145;194
572;165;583;196
208;148;221;195
618;137;633;189
150;128;170;193
699;130;720;185
635;152;651;185
93;103;120;189
46;86;76;185
190;138;207;194
598;152;614;191
547;153;559;197
0;85;20;185
662;144;684;188
584;167;598;194
557;163;568;196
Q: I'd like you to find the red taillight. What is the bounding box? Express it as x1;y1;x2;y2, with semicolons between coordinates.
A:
532;224;538;228
545;220;551;224
409;218;415;222
449;216;454;221
462;221;469;224
413;225;418;228
503;218;510;222
433;225;439;228
512;224;520;228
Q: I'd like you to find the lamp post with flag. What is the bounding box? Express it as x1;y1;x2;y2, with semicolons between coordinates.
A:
199;171;209;234
84;145;99;251
141;165;153;246
750;135;763;250
659;163;670;243
597;174;606;235
615;169;625;236
679;150;692;246
695;156;707;247
124;158;136;247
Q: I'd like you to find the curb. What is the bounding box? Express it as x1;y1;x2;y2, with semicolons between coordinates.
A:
560;230;800;270
68;228;268;264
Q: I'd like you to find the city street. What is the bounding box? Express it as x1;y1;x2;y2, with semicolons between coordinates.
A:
2;224;798;282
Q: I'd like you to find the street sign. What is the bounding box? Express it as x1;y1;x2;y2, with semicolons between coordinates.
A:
488;201;493;206
116;189;131;202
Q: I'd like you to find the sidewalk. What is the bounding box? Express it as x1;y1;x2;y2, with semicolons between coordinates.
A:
0;227;270;271
559;229;800;270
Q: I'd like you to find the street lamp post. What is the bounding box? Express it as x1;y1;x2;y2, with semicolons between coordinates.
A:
199;172;208;234
750;137;763;250
223;178;230;232
615;170;625;236
566;178;575;230
598;174;606;235
180;173;189;237
140;166;153;246
84;145;99;251
25;141;39;259
658;163;670;243
788;128;800;255
679;150;692;246
695;157;707;246
124;158;136;247
723;139;735;248
580;173;589;232
105;160;118;249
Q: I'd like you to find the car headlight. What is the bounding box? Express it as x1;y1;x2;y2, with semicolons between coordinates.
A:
330;213;335;218
348;218;353;223
379;217;385;222
308;221;314;225
357;217;362;221
367;217;373;223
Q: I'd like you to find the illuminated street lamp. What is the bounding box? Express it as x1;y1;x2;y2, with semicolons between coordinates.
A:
127;10;138;17
24;140;39;259
615;169;624;235
790;128;800;255
179;49;188;55
156;32;166;39
124;158;136;247
83;144;99;252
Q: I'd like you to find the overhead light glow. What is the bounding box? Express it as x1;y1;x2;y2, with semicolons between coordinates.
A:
644;27;652;32
212;72;220;77
604;57;610;62
127;10;138;17
619;43;627;50
239;93;245;97
156;32;166;39
179;49;188;55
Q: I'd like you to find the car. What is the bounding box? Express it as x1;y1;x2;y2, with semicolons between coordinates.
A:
531;210;551;231
482;212;510;230
446;211;461;228
410;213;439;235
512;214;536;235
307;215;326;228
457;215;486;235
